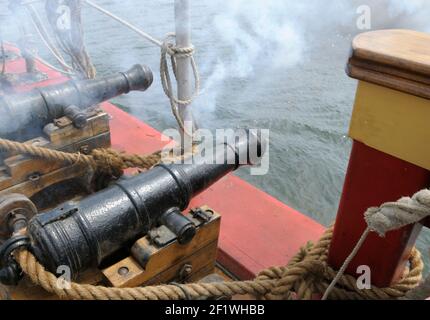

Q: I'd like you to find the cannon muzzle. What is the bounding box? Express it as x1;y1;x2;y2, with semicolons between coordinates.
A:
0;64;153;140
27;131;266;278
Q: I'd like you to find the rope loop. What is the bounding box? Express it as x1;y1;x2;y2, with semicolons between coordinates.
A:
160;33;200;136
162;33;195;59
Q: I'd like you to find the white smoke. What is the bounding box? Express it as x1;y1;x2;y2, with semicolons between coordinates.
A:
192;0;430;126
387;0;429;15
2;0;430;130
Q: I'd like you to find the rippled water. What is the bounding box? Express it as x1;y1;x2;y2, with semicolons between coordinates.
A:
1;0;429;275
79;0;356;225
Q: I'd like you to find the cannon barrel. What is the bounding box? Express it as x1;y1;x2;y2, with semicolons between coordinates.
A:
27;131;266;278
0;64;153;140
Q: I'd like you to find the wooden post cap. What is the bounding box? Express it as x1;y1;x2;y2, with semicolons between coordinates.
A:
347;29;430;99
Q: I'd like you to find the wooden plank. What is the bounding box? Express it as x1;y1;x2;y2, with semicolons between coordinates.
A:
0;109;109;201
103;241;218;288
3;157;62;186
140;241;218;286
45;112;110;147
0;136;61;189
348;30;430;98
0;163;90;199
347;63;430;101
103;213;220;287
352;29;430;76
349;57;430;86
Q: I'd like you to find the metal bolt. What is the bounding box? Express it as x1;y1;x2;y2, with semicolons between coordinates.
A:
79;145;90;155
118;267;129;276
178;264;193;280
7;211;28;234
28;173;40;182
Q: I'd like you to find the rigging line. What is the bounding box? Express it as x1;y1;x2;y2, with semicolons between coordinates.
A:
0;27;5;75
83;0;163;48
1;41;5;75
26;3;64;59
24;4;72;71
321;227;371;300
18;0;42;4
27;51;76;76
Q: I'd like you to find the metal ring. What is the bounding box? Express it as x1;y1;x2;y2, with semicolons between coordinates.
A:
0;194;37;241
0;235;30;266
157;164;192;210
170;282;192;300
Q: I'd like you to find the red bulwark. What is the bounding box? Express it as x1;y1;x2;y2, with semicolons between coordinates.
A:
329;141;430;287
2;45;67;92
4;47;325;280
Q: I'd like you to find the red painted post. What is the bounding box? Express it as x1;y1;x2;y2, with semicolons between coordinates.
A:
328;141;430;287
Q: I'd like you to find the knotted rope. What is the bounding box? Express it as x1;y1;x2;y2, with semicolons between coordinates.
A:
160;33;200;136
0;137;162;179
322;189;430;300
365;189;430;237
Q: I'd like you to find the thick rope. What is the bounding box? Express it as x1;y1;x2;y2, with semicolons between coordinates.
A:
401;274;430;300
0;137;161;178
365;189;430;237
322;189;430;299
0;137;197;180
14;226;423;300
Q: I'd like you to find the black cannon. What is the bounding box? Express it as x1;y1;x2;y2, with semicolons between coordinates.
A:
26;132;266;278
0;64;153;140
